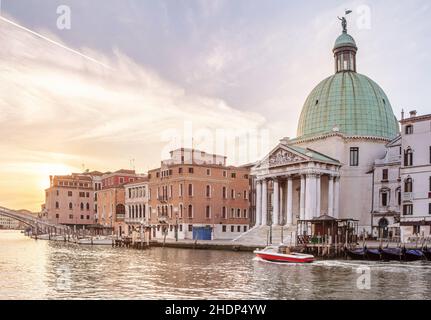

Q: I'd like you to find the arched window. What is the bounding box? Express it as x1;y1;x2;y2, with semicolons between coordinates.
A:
55;201;59;209
378;218;389;238
396;187;401;206
222;186;227;199
179;204;183;218
86;203;90;211
143;205;146;218
206;185;211;198
188;184;193;196
222;206;227;219
80;202;84;211
188;205;193;218
380;188;390;207
116;204;125;216
404;148;413;167
69;202;73;210
405;178;413;193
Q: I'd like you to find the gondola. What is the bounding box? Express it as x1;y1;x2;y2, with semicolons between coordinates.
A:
403;249;425;262
365;248;381;261
346;248;366;260
422;247;431;261
381;247;403;261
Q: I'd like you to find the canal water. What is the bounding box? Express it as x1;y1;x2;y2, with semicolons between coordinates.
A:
1;230;431;300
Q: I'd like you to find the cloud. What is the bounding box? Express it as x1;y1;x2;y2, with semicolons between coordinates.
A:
0;16;271;211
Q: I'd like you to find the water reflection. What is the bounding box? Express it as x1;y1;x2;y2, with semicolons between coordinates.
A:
1;231;431;300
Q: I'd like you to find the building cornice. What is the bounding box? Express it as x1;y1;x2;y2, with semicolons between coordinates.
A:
290;132;392;145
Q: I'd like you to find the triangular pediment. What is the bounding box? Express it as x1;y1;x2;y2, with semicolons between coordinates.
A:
254;144;309;169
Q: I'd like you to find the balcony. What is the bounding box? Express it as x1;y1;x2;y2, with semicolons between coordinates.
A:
403;193;413;202
125;217;146;224
157;196;168;204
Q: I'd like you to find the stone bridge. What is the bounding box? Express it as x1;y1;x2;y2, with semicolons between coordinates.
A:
0;206;68;234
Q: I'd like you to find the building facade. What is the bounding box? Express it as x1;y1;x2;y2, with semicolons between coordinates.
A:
399;112;431;240
44;172;103;227
147;148;251;240
371;136;402;238
251;19;400;236
96;170;141;236
0;215;21;229
124;179;150;234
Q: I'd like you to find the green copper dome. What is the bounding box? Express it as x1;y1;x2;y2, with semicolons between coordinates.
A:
297;72;399;139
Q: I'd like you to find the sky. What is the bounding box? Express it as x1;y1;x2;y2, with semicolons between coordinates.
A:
0;0;430;211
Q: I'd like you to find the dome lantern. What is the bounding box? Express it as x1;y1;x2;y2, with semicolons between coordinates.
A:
333;15;357;73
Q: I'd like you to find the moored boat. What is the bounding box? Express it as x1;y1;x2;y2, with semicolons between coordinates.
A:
347;248;366;260
77;237;113;245
254;246;314;264
381;247;403;261
365;248;381;261
422;247;431;261
403;249;425;262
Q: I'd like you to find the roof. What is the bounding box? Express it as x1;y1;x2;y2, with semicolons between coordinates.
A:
297;72;399;140
334;32;357;50
400;113;431;124
289;146;340;165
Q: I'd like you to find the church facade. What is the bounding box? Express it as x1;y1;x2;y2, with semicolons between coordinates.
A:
251;21;403;235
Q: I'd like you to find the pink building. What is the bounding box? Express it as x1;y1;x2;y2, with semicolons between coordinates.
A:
44;172;103;227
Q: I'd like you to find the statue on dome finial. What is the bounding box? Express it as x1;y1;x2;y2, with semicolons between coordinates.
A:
338;9;352;33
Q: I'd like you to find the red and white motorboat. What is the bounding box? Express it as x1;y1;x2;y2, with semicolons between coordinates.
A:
254;246;315;264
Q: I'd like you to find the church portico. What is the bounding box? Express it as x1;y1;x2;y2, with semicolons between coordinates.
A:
252;143;341;228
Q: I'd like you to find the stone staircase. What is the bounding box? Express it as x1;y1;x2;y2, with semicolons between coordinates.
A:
232;225;297;247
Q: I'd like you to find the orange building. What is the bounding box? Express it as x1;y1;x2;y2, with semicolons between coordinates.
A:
44;172;103;227
147;148;251;240
96;170;142;236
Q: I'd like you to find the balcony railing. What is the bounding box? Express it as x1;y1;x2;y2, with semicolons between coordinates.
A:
157;196;168;203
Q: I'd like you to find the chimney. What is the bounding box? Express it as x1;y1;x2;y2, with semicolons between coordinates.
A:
401;109;405;120
409;110;417;118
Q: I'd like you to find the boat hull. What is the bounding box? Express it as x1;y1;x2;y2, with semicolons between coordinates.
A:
347;249;366;260
423;249;431;261
255;252;314;264
403;250;425;262
365;249;381;261
381;248;403;261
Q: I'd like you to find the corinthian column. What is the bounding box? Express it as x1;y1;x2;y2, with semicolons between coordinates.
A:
300;174;306;220
316;174;321;218
273;179;280;226
255;180;262;226
305;174;316;220
334;177;340;219
286;177;293;226
262;179;268;225
328;175;334;216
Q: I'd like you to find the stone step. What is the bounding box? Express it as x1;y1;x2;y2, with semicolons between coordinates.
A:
232;225;297;246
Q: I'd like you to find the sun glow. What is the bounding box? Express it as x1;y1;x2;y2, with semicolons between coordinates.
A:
35;163;80;190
